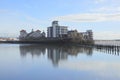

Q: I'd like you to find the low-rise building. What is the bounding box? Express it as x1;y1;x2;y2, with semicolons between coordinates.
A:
28;30;42;38
19;21;94;44
82;30;93;41
68;30;93;43
19;29;46;40
68;30;83;43
19;30;27;39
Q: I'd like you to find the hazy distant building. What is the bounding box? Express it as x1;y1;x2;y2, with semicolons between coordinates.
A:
47;21;68;38
82;30;93;41
41;31;46;37
86;30;93;40
19;30;28;39
68;30;83;39
67;29;93;43
67;30;83;43
28;29;41;38
19;29;46;40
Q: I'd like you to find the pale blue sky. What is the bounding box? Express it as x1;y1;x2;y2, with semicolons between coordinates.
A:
0;0;120;39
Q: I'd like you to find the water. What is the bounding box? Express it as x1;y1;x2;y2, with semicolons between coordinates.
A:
0;43;120;80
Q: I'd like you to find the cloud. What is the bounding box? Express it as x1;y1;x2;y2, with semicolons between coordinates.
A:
0;9;48;36
94;0;107;4
94;31;120;40
53;13;120;22
91;7;120;13
0;9;10;14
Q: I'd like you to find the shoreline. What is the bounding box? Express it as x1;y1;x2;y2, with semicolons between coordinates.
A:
0;40;94;46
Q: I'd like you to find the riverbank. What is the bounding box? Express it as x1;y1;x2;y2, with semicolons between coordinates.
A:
0;40;94;46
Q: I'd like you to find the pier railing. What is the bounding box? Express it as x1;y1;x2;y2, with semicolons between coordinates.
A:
94;40;120;56
95;40;120;46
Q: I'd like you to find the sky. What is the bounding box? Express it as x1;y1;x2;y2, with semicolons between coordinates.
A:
0;0;120;39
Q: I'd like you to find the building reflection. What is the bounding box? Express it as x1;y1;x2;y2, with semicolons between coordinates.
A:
47;47;68;67
47;45;93;66
19;44;46;58
19;44;120;66
19;44;93;66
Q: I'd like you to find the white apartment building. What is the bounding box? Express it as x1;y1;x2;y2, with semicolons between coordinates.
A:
47;21;68;38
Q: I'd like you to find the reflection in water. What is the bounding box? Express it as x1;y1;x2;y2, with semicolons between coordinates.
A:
19;44;120;67
20;44;46;57
47;45;93;66
1;44;120;80
95;45;120;56
19;44;93;66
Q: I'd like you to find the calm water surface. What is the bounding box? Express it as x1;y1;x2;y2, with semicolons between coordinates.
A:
0;44;120;80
